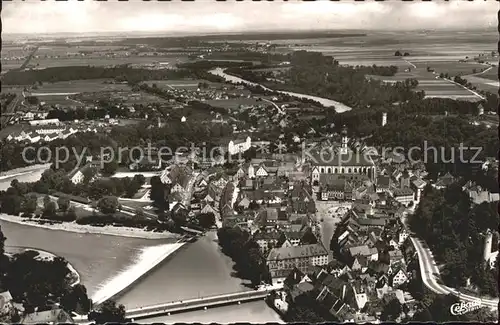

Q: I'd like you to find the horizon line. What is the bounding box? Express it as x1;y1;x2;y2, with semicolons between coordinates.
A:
3;27;495;37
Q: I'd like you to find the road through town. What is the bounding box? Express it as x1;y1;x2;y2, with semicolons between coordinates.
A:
404;211;498;310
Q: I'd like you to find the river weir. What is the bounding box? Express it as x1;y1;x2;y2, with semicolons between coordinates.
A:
208;67;353;113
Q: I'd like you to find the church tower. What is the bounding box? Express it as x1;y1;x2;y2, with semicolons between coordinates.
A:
340;125;348;155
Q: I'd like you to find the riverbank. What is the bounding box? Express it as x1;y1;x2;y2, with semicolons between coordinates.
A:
0;213;181;240
91;241;186;306
0;163;52;179
0;164;51;181
5;246;81;287
209;67;352;113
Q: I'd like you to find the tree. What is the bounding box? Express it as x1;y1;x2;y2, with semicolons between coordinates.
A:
301;227;318;245
248;200;260;210
380;298;402;321
88;299;126;324
82;167;97;183
57;196;70;212
394;51;402;56
276;232;287;248
43;195;51;208
134;208;145;219
0;195;22;215
43;201;57;218
171;209;187;226
65;206;77;221
0;226;5;257
97;196;119;215
22;194;38;214
25;96;39;105
149;176;167;210
60;284;91;314
198;212;216;229
102;160;118;177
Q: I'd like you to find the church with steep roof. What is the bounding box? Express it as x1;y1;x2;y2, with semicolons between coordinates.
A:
310;126;376;185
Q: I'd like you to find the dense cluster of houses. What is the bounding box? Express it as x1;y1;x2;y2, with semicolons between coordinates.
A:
267;213;419;322
153;82;253;103
308;127;429;208
6;120;98;144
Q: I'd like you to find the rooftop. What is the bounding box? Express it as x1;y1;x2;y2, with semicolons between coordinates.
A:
311;149;375;167
267;244;328;261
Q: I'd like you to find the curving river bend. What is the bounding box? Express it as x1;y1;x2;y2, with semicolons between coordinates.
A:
208;67;352;113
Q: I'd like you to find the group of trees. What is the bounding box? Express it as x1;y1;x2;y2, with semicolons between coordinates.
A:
2;65;196;86
0;232;91;321
394;51;410;56
407;284;497;322
88;300;126;324
0;226;125;323
408;184;498;297
0;170;148;224
178;60;254;70
217;226;272;287
242;51;419;109
280;292;332;322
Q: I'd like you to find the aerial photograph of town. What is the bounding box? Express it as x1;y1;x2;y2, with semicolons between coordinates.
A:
0;1;498;324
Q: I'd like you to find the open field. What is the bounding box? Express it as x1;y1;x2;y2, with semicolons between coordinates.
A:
75;89;167;105
142;79;215;90
35;45;128;57
366;58;483;102
416;61;489;76
27;79;131;95
205;98;262;110
463;75;500;93
37;95;82;107
29;55;189;69
284;30;496;71
1;46;30;71
471;68;499;81
1;61;24;71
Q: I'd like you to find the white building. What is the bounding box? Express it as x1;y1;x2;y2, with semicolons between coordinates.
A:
70;170;85;184
228;136;251;156
28;118;61;126
266;244;328;285
483;229;499;270
311;126;376;184
392;187;414;206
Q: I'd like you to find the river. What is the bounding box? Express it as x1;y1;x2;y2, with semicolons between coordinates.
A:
0;167;283;323
208;67;352;113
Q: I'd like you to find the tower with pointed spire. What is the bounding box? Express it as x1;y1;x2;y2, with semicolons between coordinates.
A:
340;125;348;155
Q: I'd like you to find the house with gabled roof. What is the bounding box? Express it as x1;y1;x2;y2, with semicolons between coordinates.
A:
433;172;456;189
222;213;250;229
171;202;187;214
389;267;408;288
201;203;220;220
201;184;219;205
283;267;306;290
253;230;281;255
267;244;329;284
388;248;405;266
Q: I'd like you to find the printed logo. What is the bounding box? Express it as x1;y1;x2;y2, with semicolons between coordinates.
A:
450;300;481;316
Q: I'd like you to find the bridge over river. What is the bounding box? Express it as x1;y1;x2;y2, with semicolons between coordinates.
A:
125;285;283;321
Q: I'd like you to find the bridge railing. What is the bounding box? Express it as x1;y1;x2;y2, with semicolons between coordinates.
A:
126;289;268;314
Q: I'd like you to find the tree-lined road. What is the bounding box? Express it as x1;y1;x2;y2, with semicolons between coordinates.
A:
409;232;498;309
